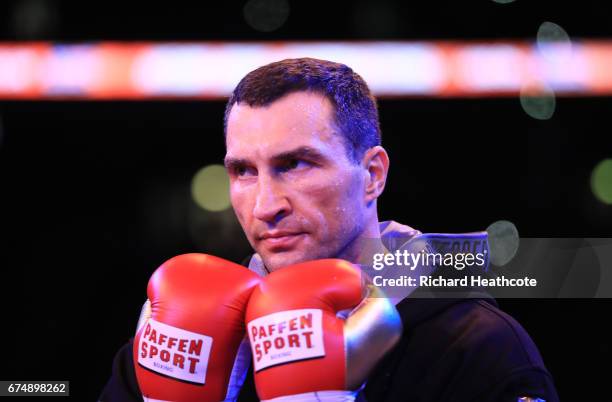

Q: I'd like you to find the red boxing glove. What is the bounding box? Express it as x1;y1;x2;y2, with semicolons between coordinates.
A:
245;259;402;401
133;253;261;402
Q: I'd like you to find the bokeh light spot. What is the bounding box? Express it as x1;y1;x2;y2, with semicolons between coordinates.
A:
191;164;231;212
10;0;59;39
491;0;516;4
537;21;571;46
243;0;290;33
591;159;612;205
520;85;556;120
537;21;572;61
486;220;520;267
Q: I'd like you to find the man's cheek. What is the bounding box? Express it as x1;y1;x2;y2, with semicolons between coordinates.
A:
230;191;251;232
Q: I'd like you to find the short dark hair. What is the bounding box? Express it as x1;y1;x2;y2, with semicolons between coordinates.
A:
224;57;381;163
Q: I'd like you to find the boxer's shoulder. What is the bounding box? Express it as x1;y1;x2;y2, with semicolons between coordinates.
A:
367;298;556;401
99;338;143;402
397;298;546;370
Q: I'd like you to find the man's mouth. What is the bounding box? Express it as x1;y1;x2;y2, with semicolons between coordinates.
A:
258;231;306;250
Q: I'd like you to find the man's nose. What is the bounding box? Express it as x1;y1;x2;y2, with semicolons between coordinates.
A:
253;176;291;223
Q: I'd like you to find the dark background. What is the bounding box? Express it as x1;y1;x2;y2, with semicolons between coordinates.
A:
0;0;611;400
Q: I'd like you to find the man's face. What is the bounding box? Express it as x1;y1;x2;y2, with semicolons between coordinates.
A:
225;91;367;271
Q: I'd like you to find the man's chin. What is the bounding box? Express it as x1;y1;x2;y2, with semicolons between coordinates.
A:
259;249;314;272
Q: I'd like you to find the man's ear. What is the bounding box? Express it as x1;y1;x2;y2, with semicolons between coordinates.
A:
361;146;390;203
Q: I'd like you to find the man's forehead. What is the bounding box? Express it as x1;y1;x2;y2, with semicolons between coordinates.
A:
228;91;334;129
225;91;342;157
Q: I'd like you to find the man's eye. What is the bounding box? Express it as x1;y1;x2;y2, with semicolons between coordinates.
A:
280;159;309;172
234;166;256;177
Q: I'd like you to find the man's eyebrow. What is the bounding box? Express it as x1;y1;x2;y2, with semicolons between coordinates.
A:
224;147;327;169
271;146;327;163
224;156;248;169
